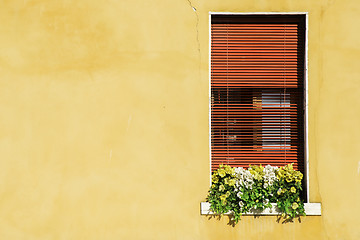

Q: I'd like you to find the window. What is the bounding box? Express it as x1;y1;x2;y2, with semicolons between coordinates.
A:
210;14;306;175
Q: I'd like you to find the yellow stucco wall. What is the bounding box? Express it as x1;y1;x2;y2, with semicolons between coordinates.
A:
0;0;359;239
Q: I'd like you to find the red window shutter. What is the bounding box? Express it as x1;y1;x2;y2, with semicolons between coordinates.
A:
211;15;305;172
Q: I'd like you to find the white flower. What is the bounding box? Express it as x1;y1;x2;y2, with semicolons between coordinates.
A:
262;165;278;187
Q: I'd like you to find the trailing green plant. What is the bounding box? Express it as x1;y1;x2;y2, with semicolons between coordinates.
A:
206;164;305;224
207;165;242;222
273;164;305;219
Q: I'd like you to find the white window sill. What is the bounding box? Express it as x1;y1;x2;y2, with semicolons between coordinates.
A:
200;202;321;216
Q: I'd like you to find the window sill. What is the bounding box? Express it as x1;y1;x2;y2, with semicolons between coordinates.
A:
200;202;321;216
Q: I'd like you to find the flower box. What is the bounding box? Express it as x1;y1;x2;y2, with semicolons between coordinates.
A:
200;202;321;216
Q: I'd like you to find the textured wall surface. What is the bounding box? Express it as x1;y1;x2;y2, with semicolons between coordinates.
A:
0;0;359;239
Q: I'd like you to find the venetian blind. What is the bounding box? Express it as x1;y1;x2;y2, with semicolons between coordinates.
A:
211;15;305;172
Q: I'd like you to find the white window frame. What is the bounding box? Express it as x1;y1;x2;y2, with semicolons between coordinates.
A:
208;12;311;203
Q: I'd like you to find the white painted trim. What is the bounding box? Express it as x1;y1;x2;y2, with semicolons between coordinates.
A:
208;13;212;186
304;13;310;203
200;202;321;216
209;12;308;15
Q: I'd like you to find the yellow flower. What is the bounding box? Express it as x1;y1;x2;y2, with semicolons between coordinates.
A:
219;184;225;192
295;171;302;177
295;171;303;182
285;163;294;171
224;165;233;174
286;176;293;183
229;179;236;186
254;172;263;181
218;169;226;178
212;176;218;184
220;194;227;203
291;187;296;193
276;169;284;179
277;188;282;195
225;191;231;197
292;202;299;209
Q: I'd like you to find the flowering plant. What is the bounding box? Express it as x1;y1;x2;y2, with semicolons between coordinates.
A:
206;164;305;223
207;165;242;222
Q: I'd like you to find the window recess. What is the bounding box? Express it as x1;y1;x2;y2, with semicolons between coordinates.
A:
210;15;306;174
